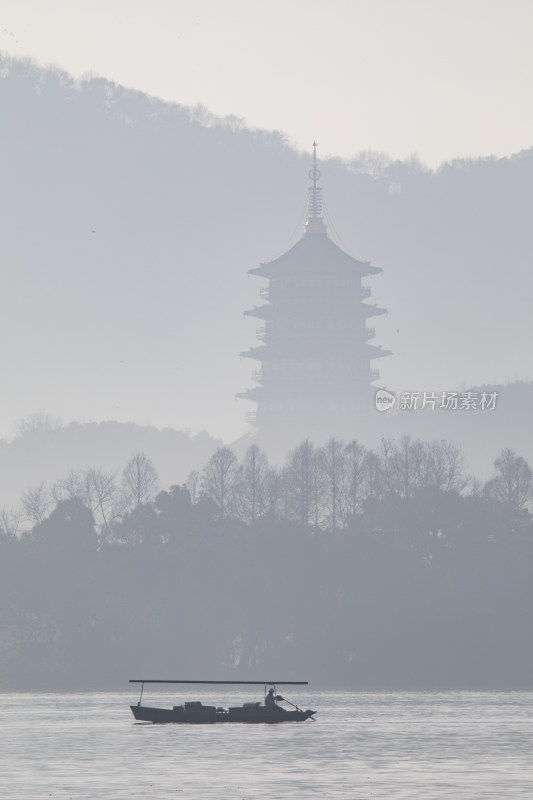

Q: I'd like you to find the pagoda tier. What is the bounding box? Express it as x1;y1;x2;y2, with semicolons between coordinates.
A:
248;231;382;280
245;300;387;321
239;144;390;430
238;368;382;398
240;343;391;361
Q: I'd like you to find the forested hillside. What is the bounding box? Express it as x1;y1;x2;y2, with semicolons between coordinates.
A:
1;439;531;690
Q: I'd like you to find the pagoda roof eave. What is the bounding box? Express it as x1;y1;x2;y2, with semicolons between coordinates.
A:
240;347;266;360
241;344;391;360
368;346;393;360
249;263;382;279
248;233;382;278
363;304;387;317
236;387;265;401
245;303;387;320
244;306;270;319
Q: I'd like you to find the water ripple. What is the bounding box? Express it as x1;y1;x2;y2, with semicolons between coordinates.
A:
2;690;533;799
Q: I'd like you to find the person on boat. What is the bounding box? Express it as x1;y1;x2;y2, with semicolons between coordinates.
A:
265;687;280;709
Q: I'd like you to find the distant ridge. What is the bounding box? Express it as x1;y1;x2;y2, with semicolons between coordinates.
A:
0;419;219;509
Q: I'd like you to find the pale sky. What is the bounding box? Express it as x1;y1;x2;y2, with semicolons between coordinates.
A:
2;0;532;167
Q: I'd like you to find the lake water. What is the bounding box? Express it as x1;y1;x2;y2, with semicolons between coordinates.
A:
2;689;532;799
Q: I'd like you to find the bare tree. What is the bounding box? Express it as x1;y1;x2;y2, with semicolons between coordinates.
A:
51;469;85;504
309;447;325;529
121;452;159;513
321;437;345;534
484;448;533;513
385;435;413;498
0;507;21;538
235;445;269;524
53;467;121;537
284;440;319;527
84;468;121;537
386;436;428;497
429;440;467;492
340;440;366;523
16;411;63;436
186;470;201;504
384;438;467;496
409;439;431;491
201;446;238;518
362;450;383;503
21;482;52;526
378;436;397;496
264;466;283;519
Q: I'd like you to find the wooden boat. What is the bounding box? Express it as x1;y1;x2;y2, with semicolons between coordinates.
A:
129;680;316;723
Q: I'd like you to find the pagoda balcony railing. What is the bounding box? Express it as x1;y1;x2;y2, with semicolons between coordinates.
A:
370;369;380;380
256;327;266;340
245;411;257;423
266;286;372;299
252;370;263;382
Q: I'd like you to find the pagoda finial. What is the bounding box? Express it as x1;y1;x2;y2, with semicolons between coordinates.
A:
305;140;326;234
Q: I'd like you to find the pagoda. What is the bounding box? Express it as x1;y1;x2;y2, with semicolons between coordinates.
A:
238;144;390;438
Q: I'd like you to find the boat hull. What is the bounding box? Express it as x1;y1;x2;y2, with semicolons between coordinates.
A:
130;704;315;724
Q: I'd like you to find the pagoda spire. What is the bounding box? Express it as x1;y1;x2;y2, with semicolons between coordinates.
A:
305;141;327;235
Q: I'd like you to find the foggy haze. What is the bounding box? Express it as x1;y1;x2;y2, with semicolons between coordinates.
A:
1;1;532;695
0;55;531;449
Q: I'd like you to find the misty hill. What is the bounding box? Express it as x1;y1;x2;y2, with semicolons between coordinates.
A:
1;54;532;458
0;419;218;511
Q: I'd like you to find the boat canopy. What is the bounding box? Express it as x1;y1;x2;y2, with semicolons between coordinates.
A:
129;680;308;684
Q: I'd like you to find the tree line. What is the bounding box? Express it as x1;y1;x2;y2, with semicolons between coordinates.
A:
0;438;532;691
2;437;531;543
